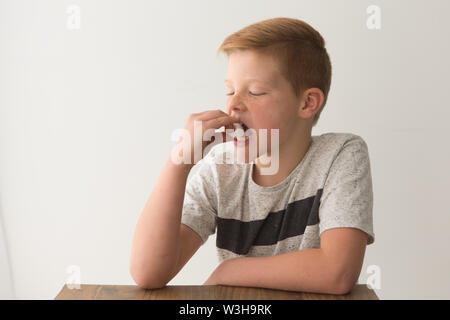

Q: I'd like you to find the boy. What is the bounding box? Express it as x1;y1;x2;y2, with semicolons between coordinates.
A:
130;17;375;295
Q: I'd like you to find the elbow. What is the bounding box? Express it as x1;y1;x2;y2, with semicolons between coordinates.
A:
331;279;355;296
129;263;169;290
329;271;358;295
131;272;168;290
132;275;167;290
136;279;167;290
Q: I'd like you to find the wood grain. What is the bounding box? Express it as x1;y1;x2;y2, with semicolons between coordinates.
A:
55;284;378;300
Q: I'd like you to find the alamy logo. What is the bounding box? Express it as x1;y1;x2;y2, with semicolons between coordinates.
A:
366;5;381;30
366;264;381;290
170;120;280;175
66;265;81;289
66;5;81;30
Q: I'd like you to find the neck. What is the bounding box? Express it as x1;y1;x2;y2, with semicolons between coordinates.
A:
253;128;312;187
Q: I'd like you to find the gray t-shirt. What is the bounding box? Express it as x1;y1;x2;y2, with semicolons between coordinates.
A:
181;132;375;263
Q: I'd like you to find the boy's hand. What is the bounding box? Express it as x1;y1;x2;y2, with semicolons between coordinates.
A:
176;109;238;165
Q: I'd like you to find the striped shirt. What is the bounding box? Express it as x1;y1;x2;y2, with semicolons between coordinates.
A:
181;132;375;263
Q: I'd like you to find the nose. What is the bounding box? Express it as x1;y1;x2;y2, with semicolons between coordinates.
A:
226;93;247;117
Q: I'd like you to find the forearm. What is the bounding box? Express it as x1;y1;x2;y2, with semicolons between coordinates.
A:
211;249;347;295
130;156;193;287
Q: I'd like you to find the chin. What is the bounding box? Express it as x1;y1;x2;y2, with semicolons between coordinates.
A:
232;136;265;164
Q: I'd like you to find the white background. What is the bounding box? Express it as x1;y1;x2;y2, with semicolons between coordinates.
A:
1;0;449;299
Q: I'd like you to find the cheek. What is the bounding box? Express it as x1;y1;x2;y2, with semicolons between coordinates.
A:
255;105;283;129
254;114;279;131
252;99;280;127
266;97;298;131
254;112;292;146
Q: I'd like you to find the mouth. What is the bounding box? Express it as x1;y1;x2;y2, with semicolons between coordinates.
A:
232;121;252;145
233;121;249;131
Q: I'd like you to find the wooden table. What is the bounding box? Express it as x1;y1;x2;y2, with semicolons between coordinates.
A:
55;284;378;300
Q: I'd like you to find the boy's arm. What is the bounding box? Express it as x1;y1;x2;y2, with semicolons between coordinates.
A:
130;158;194;288
204;227;368;295
130;109;238;289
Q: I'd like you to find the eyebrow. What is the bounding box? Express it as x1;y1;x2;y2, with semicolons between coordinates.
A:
224;78;271;85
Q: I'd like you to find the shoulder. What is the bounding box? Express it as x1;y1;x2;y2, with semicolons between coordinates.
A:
313;132;369;159
303;132;370;181
315;132;372;183
315;132;368;147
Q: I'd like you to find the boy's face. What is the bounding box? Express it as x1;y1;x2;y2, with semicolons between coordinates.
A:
225;49;307;161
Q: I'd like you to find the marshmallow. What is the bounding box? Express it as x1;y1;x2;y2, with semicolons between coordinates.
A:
233;122;244;130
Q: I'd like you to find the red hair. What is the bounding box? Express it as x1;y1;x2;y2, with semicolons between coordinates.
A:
217;17;332;126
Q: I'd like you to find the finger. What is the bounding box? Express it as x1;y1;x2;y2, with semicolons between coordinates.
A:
204;114;239;130
196;109;228;120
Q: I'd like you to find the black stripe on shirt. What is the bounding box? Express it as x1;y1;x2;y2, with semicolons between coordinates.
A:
216;189;323;255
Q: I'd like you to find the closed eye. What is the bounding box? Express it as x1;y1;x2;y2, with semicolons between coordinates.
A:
226;92;266;96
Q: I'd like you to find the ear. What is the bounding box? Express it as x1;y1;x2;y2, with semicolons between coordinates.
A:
298;88;325;120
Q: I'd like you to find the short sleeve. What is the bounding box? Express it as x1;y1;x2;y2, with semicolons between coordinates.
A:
318;135;375;245
181;157;218;244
